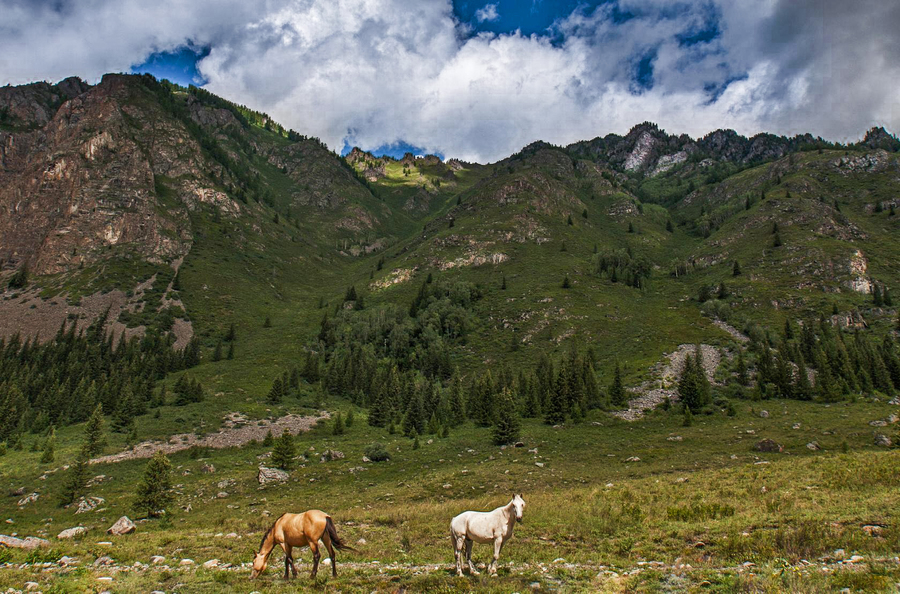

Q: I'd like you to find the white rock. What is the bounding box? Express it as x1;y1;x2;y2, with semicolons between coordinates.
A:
180;558;196;566
57;526;87;539
203;559;220;569
151;555;165;564
107;516;135;535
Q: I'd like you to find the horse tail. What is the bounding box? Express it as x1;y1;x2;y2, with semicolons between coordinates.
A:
325;516;356;552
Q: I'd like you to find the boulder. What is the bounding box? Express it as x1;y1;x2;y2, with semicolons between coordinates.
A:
10;487;25;497
758;410;769;418
179;558;195;566
150;555;165;564
874;434;892;447
806;442;821;451
57;526;88;539
17;492;39;507
320;450;345;462
201;463;216;474
107;516;136;535
755;438;783;453
0;535;50;549
257;466;289;485
202;559;220;569
93;556;113;567
75;496;105;514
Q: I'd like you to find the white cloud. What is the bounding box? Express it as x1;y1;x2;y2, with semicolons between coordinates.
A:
475;3;500;23
1;0;897;163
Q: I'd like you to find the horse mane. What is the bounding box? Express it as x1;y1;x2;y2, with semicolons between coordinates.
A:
258;513;287;551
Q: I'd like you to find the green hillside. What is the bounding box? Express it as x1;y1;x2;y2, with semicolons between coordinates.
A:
1;75;899;592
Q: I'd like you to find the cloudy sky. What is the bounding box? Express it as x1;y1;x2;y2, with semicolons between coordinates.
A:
1;0;898;162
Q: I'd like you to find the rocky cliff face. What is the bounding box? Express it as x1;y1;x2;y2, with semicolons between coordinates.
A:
0;75;201;275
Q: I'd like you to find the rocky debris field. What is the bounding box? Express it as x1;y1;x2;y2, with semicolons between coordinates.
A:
90;412;328;465
614;344;722;421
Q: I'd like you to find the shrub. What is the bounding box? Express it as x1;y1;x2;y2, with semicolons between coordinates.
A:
364;442;391;462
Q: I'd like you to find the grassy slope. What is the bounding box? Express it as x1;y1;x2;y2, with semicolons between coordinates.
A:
4;83;900;590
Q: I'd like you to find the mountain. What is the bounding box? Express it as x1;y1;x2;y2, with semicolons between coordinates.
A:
2;74;900;592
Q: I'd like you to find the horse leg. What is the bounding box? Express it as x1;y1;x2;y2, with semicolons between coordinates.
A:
280;543;291;580
308;540;321;579
489;537;503;575
465;539;479;575
323;532;337;578
286;544;298;579
452;533;465;577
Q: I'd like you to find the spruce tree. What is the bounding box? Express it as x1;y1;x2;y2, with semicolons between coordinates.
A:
736;351;749;386
609;363;627;407
448;373;466;426
134;451;174;518
271;429;295;470
666;219;674;232
261;429;274;446
345;409;355;428
682;407;693;426
368;388;392;428
227;342;235;360
426;413;440;435
332;412;345;435
733;260;741;276
492;388;521;446
267;377;284;404
225;322;236;342
402;391;426;437
83;404;107;457
40;428;56;463
562;275;571;289
59;443;90;506
212;340;223;362
412;431;420;449
873;285;883;306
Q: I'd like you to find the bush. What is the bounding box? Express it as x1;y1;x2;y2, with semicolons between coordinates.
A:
364;443;391;462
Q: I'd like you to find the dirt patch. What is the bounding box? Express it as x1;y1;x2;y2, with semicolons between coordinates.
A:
90;411;329;465
613;344;721;421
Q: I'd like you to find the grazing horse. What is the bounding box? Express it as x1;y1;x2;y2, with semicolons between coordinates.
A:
450;494;525;576
251;510;354;580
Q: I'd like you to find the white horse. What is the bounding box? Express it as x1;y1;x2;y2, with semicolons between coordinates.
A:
450;494;525;576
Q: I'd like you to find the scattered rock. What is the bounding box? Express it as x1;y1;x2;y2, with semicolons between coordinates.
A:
75;496;105;514
806;442;821;451
874;434;892;447
443;484;452;489
57;526;88;539
0;534;50;549
17;492;39;507
625;456;641;462
759;410;770;419
107;516;135;535
180;558;195;566
257;466;289;485
201;463;216;474
755;438;783;453
86;475;108;487
869;420;888;427
202;559;220;569
150;556;165;564
833;549;846;560
24;582;39;591
357;538;367;545
58;556;78;565
667;436;683;442
514;442;525;448
535;462;544;468
320;450;345;462
93;556;114;567
10;487;25;497
216;492;229;499
863;525;884;537
792;423;801;429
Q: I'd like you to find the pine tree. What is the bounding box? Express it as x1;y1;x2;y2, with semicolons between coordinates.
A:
582;208;589;219
212;340;223;362
227;342;235;360
562;275;571;289
609;363;627;407
332;412;345;435
885;289;893;307
448;373;466;426
225;323;236;342
40;427;56;463
112;387;136;433
873;285;883;306
682;407;693;426
426;413;440;435
262;430;274;447
628;221;634;233
736;351;749;386
59;443;90;505
783;318;794;341
773;233;782;247
733;260;741;276
271;429;295;470
83;404;107;457
267;377;284;404
402;391;426;437
134;451;174;518
368;387;392;428
412;431;420;449
492;388;521;446
501;276;507;290
567;214;574;226
346;409;355;428
263;316;272;328
441;424;450;438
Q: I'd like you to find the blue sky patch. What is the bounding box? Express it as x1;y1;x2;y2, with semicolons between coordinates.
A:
131;45;210;87
342;140;444;161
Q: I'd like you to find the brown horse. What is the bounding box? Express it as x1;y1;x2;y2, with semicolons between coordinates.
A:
251;509;354;580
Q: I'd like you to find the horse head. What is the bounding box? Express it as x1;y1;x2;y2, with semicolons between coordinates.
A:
512;494;526;523
250;550;268;579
